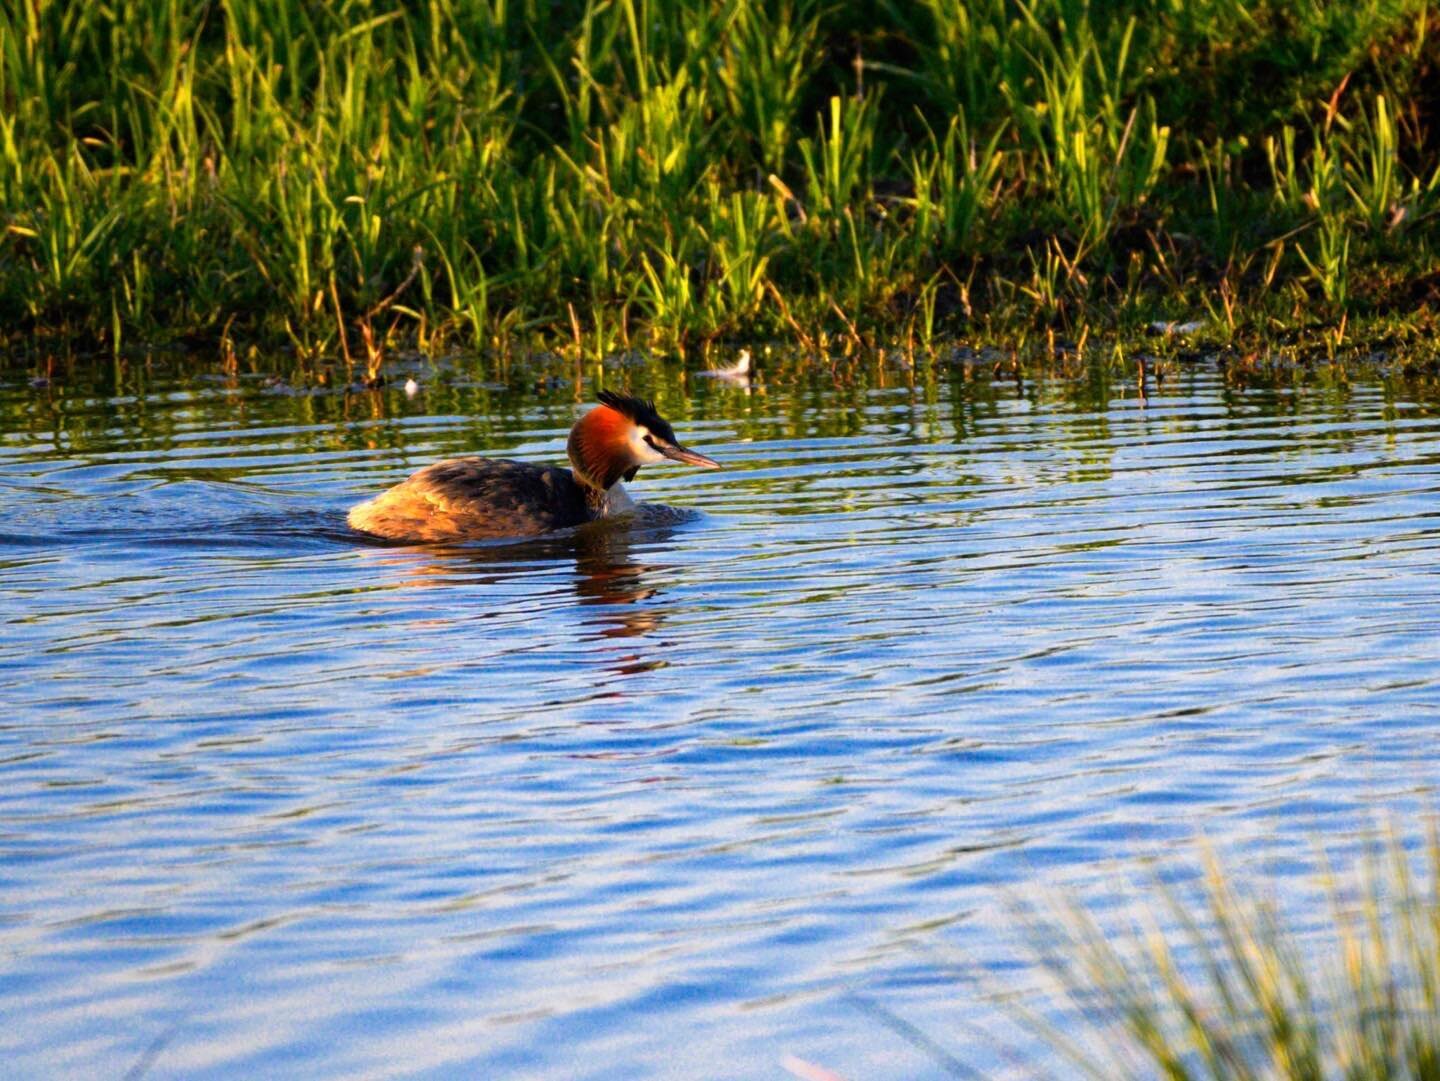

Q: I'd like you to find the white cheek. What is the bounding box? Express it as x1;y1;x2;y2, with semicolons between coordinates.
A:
629;427;667;464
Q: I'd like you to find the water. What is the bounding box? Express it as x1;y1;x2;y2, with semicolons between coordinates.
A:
3;355;1440;1078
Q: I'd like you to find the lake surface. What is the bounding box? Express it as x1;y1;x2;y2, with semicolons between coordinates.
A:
3;352;1440;1079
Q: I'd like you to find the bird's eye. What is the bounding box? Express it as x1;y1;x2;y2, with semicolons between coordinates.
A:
644;435;659;450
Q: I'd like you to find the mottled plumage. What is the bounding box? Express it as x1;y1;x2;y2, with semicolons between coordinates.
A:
348;457;612;542
347;392;719;543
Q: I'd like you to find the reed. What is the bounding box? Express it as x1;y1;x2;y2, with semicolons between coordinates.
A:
1027;832;1440;1080
3;0;1439;361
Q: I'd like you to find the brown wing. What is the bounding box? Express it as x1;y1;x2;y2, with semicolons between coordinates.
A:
347;457;590;542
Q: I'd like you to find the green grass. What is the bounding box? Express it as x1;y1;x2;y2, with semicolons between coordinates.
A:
1027;833;1440;1080
5;0;1440;364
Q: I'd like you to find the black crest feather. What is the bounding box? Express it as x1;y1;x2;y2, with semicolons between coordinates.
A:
595;390;676;443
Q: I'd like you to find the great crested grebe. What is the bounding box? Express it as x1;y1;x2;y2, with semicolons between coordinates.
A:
347;391;720;542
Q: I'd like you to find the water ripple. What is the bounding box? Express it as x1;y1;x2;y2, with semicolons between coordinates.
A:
1;365;1439;1077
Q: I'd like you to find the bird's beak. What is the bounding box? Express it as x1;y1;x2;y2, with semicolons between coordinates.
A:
660;442;721;469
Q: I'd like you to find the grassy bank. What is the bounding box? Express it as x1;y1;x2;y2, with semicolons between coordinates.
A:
5;0;1440;365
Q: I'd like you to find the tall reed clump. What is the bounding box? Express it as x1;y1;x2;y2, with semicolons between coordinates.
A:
1027;834;1440;1080
2;0;1440;361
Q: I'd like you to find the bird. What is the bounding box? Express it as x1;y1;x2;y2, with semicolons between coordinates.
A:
347;391;720;542
694;348;752;385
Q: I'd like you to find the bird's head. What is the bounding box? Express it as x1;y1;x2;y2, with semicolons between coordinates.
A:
567;391;720;491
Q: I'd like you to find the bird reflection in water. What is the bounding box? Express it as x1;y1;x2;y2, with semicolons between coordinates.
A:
572;526;669;675
352;506;690;676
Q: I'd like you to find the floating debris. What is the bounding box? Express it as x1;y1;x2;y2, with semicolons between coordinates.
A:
781;1054;850;1081
1147;319;1206;336
695;348;752;384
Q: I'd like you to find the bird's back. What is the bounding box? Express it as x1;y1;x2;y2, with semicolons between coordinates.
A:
347;457;593;542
